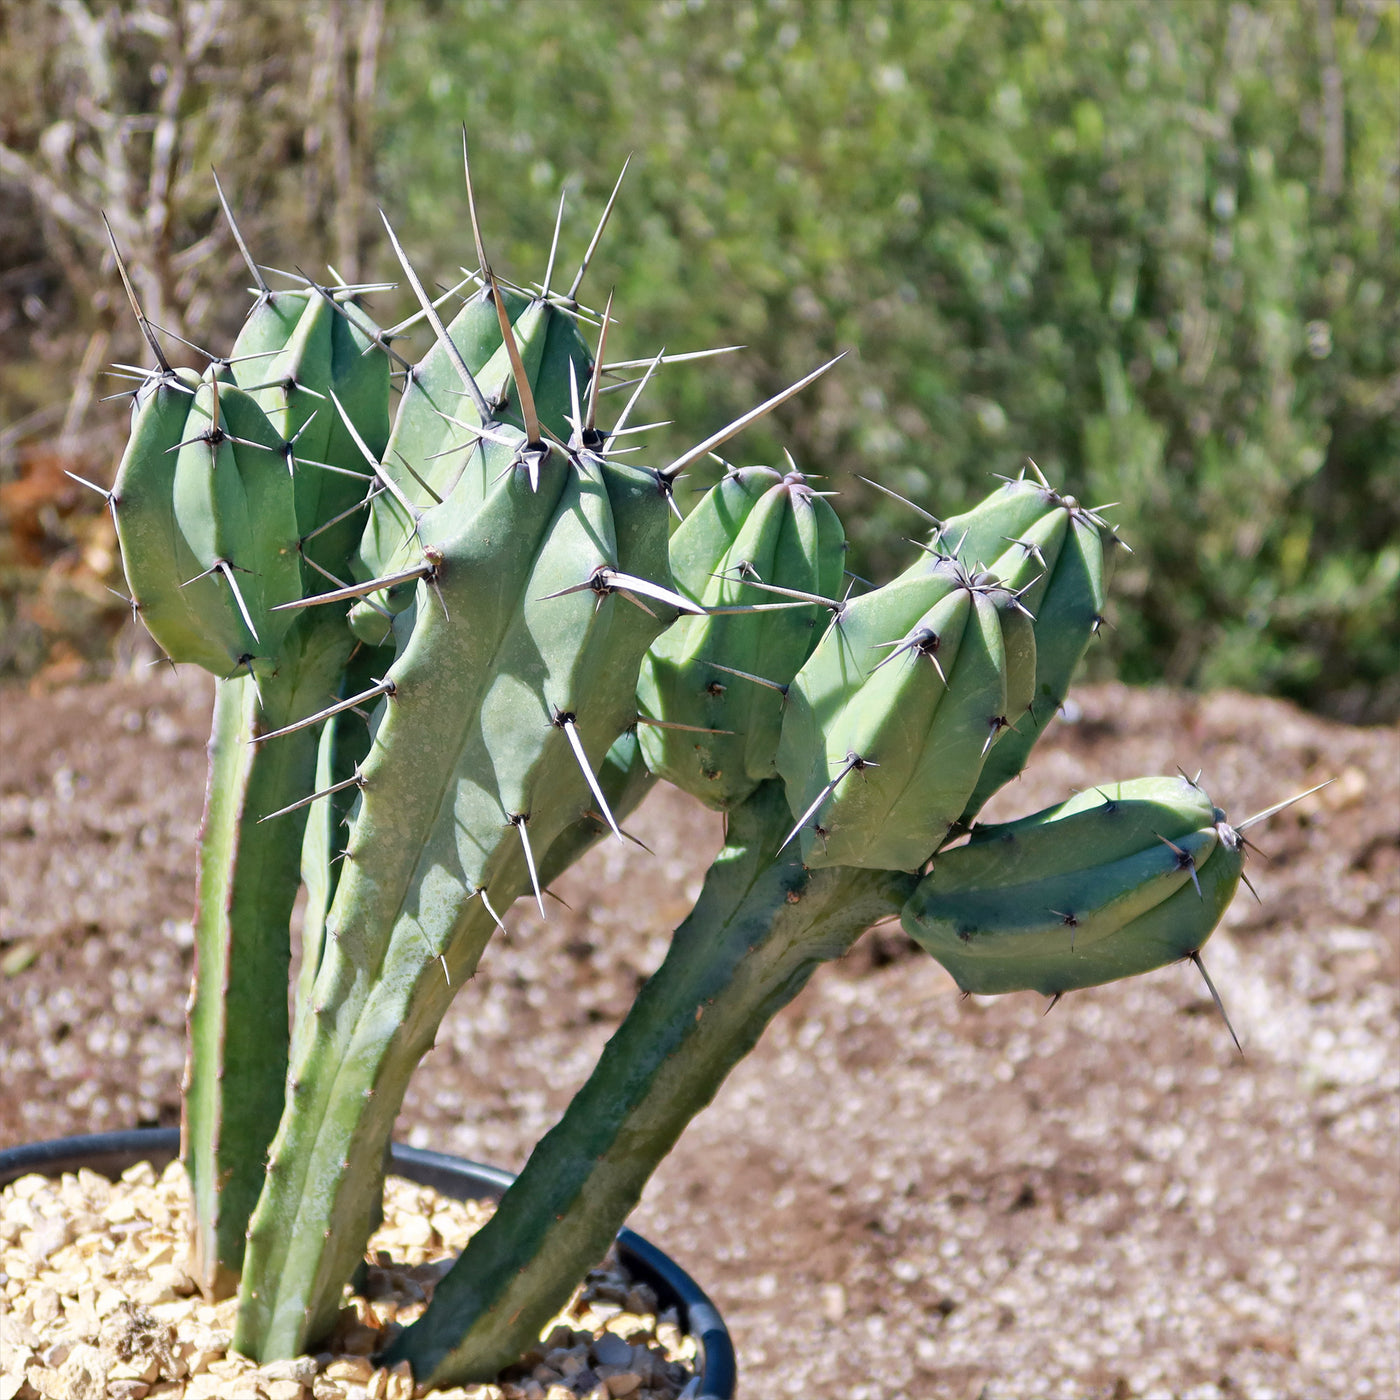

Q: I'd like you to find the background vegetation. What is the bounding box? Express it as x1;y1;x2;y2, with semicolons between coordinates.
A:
2;0;1395;720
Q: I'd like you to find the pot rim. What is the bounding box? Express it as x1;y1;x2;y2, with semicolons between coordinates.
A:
0;1126;736;1400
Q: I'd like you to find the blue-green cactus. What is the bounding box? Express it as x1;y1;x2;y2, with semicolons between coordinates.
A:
99;150;1292;1391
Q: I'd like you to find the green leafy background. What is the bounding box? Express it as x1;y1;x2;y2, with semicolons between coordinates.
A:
2;0;1395;720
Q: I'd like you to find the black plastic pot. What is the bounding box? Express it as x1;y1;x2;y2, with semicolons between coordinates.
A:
0;1127;736;1400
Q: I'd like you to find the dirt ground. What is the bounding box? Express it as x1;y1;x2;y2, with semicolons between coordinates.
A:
1;669;1396;1400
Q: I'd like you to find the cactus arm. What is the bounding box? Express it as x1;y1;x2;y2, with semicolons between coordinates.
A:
293;641;395;1048
958;510;1108;822
182;616;355;1297
386;779;916;1386
234;448;676;1359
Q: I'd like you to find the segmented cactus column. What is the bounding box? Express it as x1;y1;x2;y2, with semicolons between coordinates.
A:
107;243;391;1292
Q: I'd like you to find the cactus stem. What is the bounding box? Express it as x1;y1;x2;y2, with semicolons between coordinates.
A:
258;768;365;824
1188;951;1242;1055
856;474;943;528
249;678;395;745
556;714;624;841
511;816;547;919
661;354;845;481
707;661;790;696
103;213;173;374
566;156;631;304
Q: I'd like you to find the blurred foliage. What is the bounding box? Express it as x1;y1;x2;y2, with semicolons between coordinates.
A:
0;0;383;679
2;0;1396;722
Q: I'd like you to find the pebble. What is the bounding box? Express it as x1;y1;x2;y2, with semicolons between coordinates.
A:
0;1167;699;1400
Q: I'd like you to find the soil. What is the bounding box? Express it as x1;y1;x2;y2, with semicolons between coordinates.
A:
1;670;1396;1400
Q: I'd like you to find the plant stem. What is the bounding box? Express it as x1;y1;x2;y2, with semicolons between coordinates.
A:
182;621;353;1297
389;779;916;1386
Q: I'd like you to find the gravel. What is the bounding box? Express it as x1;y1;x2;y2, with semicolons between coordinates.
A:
1;670;1396;1398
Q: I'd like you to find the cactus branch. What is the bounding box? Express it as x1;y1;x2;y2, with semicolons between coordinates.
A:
384;781;914;1385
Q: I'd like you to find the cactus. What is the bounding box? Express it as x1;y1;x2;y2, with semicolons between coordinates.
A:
637;462;846;808
104;220;392;1294
900;775;1245;997
98;145;1311;1389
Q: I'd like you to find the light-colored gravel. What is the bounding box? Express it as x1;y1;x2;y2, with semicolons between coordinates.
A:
0;1161;697;1400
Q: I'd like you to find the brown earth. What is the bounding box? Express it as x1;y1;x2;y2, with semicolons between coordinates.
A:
1;671;1396;1400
